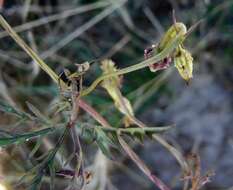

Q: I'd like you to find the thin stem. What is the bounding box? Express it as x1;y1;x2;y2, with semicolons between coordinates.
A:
0;15;59;84
126;112;189;172
78;99;111;128
78;99;172;190
80;33;184;96
118;136;171;190
0;15;184;97
80;94;189;172
114;87;189;172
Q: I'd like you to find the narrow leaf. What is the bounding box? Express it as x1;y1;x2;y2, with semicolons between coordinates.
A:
0;100;31;119
95;126;116;159
26;101;51;124
0;127;55;147
29;137;43;159
49;163;55;190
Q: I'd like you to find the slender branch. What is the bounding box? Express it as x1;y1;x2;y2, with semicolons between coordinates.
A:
0;15;184;98
78;99;111;128
0;15;60;84
121;108;189;172
112;86;189;172
80;34;184;96
118;135;171;190
78;99;171;190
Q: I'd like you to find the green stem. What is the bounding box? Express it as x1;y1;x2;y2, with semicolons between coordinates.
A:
0;15;63;85
0;14;184;97
80;34;184;96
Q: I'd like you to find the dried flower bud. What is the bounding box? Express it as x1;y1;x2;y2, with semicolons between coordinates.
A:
75;61;90;73
101;59;134;127
115;97;134;118
100;59;121;101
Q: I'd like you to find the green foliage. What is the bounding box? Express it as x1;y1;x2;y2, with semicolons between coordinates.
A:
0;1;224;189
95;126;116;159
0;100;32;120
0;127;55;147
80;124;171;158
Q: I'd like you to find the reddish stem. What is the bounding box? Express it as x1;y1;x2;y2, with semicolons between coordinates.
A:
78;99;111;128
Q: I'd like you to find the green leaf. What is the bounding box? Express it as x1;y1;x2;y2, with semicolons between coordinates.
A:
101;125;172;141
95;126;116;159
96;126;116;147
26;101;52;125
80;127;96;143
29;137;43;159
118;126;172;136
0;127;55;147
0;100;32;119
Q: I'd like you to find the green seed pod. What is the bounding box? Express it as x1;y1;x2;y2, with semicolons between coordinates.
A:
146;20;196;83
174;45;193;82
158;22;187;51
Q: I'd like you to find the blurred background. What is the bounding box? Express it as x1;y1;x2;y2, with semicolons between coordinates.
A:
0;0;232;189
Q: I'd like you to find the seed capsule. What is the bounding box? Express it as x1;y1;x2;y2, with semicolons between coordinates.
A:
174;45;193;82
158;22;187;51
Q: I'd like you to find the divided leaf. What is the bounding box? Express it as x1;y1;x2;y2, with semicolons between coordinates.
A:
118;126;172;139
